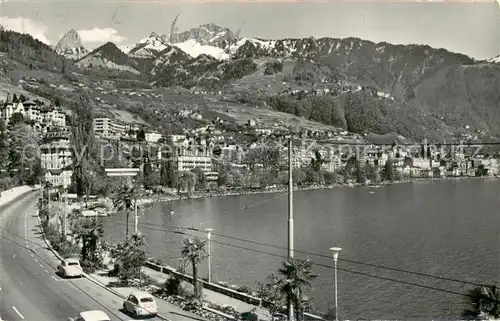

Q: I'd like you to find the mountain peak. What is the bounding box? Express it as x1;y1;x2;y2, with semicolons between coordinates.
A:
56;29;83;49
127;33;171;58
55;29;88;60
172;23;236;49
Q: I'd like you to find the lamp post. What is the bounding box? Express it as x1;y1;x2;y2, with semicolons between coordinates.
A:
105;168;140;239
329;247;342;321
205;228;213;283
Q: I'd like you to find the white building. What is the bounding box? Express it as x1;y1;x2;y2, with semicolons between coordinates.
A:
42;107;66;126
40;127;73;187
413;158;432;170
177;155;213;173
0;100;66;126
93;118;126;139
145;132;162;143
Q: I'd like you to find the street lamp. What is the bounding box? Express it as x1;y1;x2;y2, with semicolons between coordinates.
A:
205;228;213;283
105;168;140;236
329;247;342;321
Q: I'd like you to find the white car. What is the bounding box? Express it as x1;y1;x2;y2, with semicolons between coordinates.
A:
123;291;158;317
57;258;83;278
68;310;110;321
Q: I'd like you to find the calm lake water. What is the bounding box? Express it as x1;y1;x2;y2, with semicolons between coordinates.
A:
102;178;500;320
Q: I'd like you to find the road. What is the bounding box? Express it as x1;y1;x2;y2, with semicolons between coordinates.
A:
0;191;158;321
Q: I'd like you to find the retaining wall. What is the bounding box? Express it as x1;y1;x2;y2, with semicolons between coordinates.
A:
144;261;262;305
0;185;37;207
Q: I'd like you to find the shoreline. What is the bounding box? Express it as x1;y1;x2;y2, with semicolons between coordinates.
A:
137;175;499;205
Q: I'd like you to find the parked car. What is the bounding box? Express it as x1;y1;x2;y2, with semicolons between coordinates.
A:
68;310;110;321
122;291;158;316
57;258;83;278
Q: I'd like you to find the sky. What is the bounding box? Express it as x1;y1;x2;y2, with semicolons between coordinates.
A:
0;0;498;59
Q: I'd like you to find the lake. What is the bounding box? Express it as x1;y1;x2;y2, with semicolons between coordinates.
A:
102;178;500;320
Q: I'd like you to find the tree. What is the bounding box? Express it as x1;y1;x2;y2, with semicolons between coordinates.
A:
160;160;177;188
7;122;40;184
113;182;138;242
256;274;285;316
73;217;104;272
177;171;196;196
382;160;394;182
110;233;147;284
323;171;338;185
365;163;380;184
9;112;24;126
462;285;500;320
191;167;206;191
310;150;324;172
70;94;96;197
292;168;306;186
278;259;318;321
181;237;208;298
0;119;7;173
136;129;145;142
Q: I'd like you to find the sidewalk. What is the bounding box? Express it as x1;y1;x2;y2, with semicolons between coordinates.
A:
141;267;271;321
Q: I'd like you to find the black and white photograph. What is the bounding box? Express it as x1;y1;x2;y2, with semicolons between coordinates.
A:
0;0;500;320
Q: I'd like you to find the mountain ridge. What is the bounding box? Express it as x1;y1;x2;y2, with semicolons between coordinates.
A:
13;25;500;142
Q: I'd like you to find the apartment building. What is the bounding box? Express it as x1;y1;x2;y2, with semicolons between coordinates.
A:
40;126;73;187
93;117;126;139
176;154;213;172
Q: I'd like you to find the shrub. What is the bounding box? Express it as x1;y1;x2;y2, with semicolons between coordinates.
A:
164;276;182;296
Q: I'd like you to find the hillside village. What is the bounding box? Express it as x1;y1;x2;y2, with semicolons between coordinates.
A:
1;92;499;194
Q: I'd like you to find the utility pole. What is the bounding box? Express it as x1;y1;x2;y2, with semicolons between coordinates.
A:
287;138;294;321
63;184;68;236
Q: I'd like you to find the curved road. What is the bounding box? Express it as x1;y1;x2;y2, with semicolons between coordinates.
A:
0;191;135;321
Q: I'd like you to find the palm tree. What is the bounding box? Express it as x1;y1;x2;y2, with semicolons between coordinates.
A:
181;237;208;298
112;183;137;242
462;285;500;320
74;217;104;272
278;258;318;321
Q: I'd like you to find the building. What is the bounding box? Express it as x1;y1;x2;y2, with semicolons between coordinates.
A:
145;132;162;143
41;107;66;126
93;117;126;139
0;102;25;122
40;126;73;187
176;155;213;172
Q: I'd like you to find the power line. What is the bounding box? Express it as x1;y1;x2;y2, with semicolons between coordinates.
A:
101;220;483;297
121;219;491;288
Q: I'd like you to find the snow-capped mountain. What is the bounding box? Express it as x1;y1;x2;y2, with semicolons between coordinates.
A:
76;42;140;74
55;29;88;60
125;32;171;58
174;39;229;60
170;23;236;48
